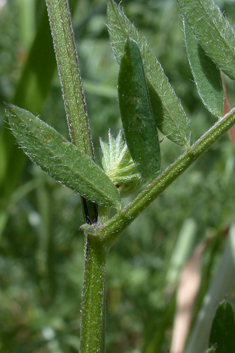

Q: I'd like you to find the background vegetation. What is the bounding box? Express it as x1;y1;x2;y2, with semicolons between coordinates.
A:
1;0;235;352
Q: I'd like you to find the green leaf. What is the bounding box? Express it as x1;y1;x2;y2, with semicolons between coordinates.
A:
184;20;223;117
176;0;235;81
6;104;121;209
209;300;235;353
118;38;160;181
107;0;190;148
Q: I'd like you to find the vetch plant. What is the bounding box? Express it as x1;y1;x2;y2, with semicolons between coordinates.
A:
5;0;235;352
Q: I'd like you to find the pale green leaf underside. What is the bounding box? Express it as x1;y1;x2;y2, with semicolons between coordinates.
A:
184;20;223;117
6;104;121;208
176;0;235;81
107;0;190;148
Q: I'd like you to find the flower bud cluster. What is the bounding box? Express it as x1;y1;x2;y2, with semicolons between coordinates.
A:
100;131;142;197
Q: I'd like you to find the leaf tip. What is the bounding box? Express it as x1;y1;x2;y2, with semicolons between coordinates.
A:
4;102;15;116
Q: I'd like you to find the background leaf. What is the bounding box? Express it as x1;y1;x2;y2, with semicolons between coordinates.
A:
0;3;56;201
186;224;235;353
107;0;190;148
209;300;235;353
176;0;235;81
184;20;223;117
118;38;160;180
6;104;121;209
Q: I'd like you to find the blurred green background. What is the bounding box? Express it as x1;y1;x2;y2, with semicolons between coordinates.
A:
1;0;235;352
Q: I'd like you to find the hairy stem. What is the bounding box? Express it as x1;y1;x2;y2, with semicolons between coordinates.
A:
80;235;108;353
45;0;93;154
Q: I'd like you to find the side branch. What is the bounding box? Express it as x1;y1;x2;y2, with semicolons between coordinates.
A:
98;108;235;247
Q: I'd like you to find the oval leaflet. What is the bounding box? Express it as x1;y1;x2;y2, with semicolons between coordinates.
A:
6;104;121;209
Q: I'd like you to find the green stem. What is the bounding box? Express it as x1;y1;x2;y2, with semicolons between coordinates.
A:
95;108;235;246
80;235;108;353
45;0;94;155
